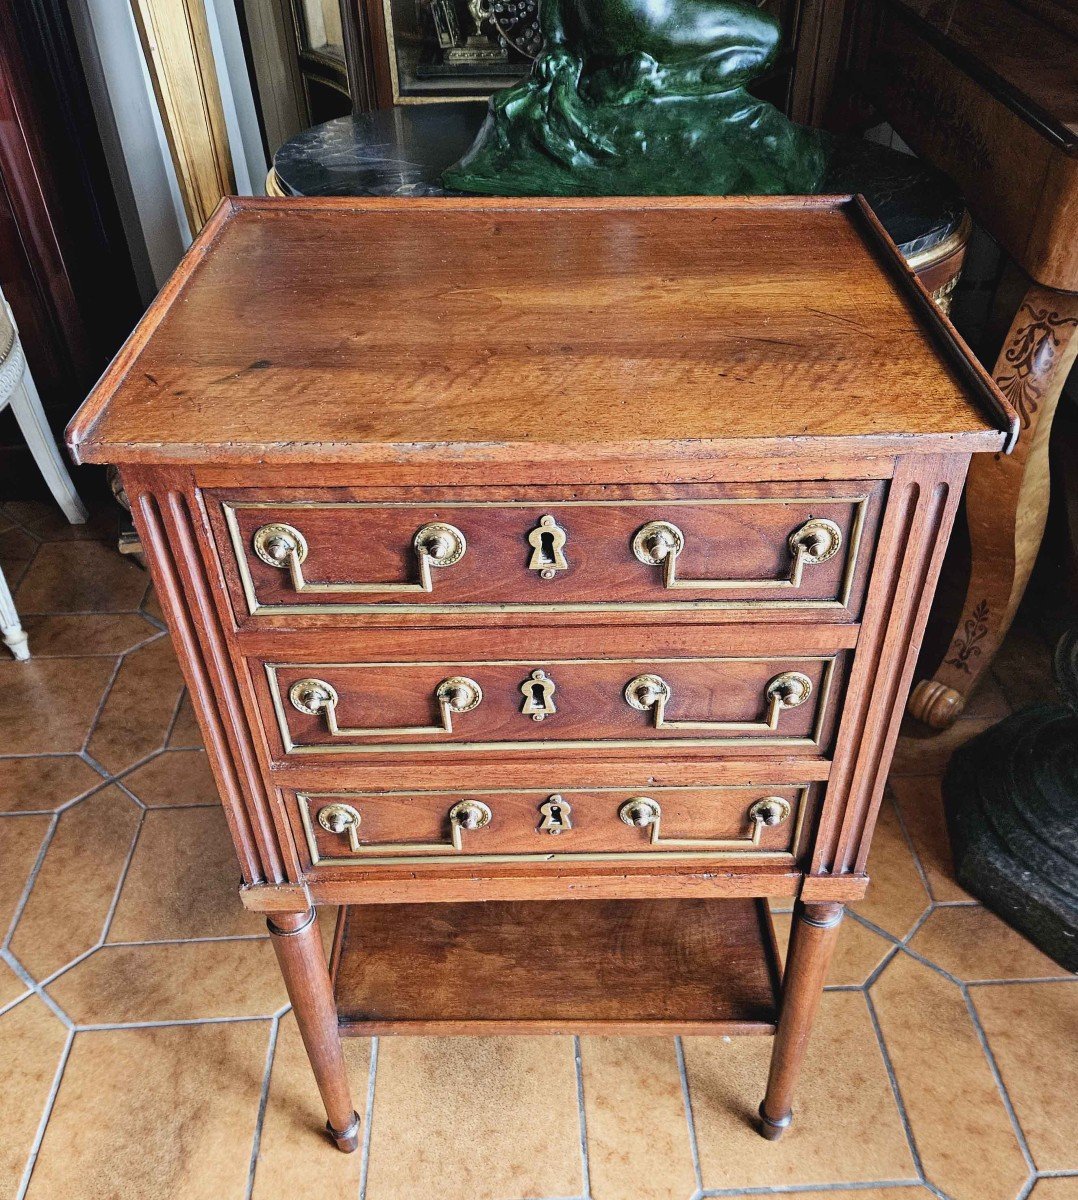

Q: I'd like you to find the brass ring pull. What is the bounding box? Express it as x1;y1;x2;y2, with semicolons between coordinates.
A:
310;797;491;856
619;794;792;848
253;521;466;594
289;675;483;738
317;802;362;852
448;799;493;850
631;518;842;590
623;670;812;732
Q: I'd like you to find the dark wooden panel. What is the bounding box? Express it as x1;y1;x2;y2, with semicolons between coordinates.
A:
67;196;1013;468
332;898;782;1033
211;481;883;619
290;782;812;867
259;650;847;757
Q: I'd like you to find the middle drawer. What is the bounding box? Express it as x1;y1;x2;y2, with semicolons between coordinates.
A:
254;647;849;759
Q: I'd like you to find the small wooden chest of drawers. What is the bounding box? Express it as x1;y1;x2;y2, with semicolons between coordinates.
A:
67;194;1015;1153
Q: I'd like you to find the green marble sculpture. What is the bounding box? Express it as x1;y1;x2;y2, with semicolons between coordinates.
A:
442;0;827;195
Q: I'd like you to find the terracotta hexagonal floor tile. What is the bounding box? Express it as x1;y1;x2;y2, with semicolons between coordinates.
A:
870;950;1030;1200
579;1036;697;1200
364;1036;583;1200
852;799;931;939
167;692;203;748
972;982;1078;1173
0;500;114;543
15;540;148;614
8;787;141;981
0;957;29;1009
0;995;70;1197
0;657;119;755
684;991;915;1191
252;1013;369;1200
772;910;893;986
0;755;103;814
889;775;972;902
87;636;186;774
909;907;1070;982
0;522;39;585
107;806;261;941
0;813;51;937
25;1021;268;1200
47;939;287;1024
20;612;158;657
1030;1179;1078;1199
121;749;219;807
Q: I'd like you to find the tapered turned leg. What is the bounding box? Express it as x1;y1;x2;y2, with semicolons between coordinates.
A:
909;284;1078;729
268;909;360;1152
759;901;843;1140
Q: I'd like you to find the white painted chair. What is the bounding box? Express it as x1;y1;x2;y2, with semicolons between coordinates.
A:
0;290;88;660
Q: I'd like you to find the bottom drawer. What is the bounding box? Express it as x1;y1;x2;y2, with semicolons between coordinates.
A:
290;782;814;869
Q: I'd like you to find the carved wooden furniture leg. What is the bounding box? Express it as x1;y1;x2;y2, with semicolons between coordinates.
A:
267;909;360;1152
909;286;1078;729
759;901;843;1140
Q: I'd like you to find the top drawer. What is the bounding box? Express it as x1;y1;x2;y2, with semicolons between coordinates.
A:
209;483;884;623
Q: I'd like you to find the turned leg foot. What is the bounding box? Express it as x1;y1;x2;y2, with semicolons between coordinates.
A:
327;1111;361;1153
759;901;843;1140
757;1102;793;1141
910;284;1078;730
268;909;360;1152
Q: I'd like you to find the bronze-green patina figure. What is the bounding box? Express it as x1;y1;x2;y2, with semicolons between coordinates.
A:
442;0;827;195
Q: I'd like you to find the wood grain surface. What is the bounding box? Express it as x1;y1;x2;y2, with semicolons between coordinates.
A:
67;196;1013;467
332;898;782;1034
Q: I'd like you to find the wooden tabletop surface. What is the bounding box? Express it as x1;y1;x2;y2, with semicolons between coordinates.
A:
68;196;1013;468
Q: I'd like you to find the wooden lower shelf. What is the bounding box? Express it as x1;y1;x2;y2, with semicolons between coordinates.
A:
331;898;782;1036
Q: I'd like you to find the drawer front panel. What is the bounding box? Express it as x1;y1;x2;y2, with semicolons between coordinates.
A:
260;653;845;757
215;486;882;618
291;783;813;868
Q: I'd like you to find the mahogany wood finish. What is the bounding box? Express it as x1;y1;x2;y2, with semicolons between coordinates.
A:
331;899;782;1035
268;909;361;1151
851;0;1078;727
262;650;845;756
759;900;844;1139
66;196;1012;1151
214;483;883;620
291;782;813;868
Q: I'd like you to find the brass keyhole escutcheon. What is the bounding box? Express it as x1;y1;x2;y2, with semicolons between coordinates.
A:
538;795;572;834
527;514;568;580
521;668;557;721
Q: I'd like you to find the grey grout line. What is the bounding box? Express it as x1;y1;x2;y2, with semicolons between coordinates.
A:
162;682;188;748
571;1035;593;1200
74;1015;275;1031
0;813;58;949
862;986;932;1188
675;1035;704;1196
34;944;107;991
959;986;1037;1176
15;1024;75;1200
102;934;271;947
887;791;936;903
244;1013;281;1200
358;1036;379;1200
79;651;126;758
699;1181;928;1196
97;804;146;945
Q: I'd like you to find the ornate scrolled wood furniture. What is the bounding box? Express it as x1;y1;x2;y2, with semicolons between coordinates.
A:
66;195;1013;1151
851;0;1078;728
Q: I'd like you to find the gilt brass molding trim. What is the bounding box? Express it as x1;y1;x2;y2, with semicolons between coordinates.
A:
266;656;838;756
296;783;811;867
223;495;869;616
